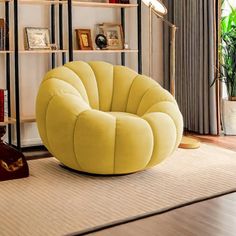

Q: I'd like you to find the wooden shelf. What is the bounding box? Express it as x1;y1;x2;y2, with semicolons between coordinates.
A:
0;50;12;54
21;116;36;123
19;0;67;5
72;1;138;8
1;0;67;4
0;116;36;125
19;49;67;54
0;0;138;6
1;49;138;55
73;49;138;53
0;50;67;54
0;49;137;54
0;117;16;125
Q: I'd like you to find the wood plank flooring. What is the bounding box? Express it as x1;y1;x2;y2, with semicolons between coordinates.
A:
87;134;236;236
88;193;236;236
192;134;236;152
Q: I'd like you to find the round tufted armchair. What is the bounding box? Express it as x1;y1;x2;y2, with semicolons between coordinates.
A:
36;61;183;175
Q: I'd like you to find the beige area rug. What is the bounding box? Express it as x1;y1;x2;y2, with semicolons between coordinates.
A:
0;144;236;236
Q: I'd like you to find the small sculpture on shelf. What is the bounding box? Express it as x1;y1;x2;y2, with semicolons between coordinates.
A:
95;34;108;50
96;23;124;50
50;44;58;51
124;43;129;49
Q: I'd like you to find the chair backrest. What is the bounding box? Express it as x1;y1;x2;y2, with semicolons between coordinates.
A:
41;61;176;116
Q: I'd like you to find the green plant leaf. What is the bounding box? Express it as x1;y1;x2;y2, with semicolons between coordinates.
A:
216;1;236;98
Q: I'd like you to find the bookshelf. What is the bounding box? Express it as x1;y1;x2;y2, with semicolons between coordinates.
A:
72;1;138;8
1;0;142;149
66;0;142;68
73;49;138;53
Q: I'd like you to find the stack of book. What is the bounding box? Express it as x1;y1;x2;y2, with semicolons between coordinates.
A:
0;19;5;51
0;89;8;122
109;0;130;3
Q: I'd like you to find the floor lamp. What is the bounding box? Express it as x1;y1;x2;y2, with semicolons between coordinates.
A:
142;0;200;149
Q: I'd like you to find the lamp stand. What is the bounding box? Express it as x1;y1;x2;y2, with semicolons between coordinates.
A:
170;25;177;97
150;9;200;149
149;5;152;77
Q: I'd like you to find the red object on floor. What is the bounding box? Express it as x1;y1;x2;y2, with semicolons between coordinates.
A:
0;126;29;181
0;89;4;122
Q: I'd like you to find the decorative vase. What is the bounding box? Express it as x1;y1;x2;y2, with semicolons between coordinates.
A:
0;126;29;181
222;99;236;135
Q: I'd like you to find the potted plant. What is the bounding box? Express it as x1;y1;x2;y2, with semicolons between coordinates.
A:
215;2;236;135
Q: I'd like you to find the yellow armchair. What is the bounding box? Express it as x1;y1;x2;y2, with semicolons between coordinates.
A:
36;61;183;174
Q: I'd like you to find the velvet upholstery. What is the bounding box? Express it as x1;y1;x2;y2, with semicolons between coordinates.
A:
36;61;183;174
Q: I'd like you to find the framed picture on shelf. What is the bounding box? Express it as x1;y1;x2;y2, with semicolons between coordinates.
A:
97;23;124;50
25;27;50;50
75;29;93;50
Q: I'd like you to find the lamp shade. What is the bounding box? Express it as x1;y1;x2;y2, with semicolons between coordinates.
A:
142;0;167;15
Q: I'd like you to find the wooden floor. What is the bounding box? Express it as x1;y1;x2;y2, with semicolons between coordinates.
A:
87;134;236;236
88;193;236;236
191;134;236;152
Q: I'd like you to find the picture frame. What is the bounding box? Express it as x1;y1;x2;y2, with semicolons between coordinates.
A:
25;27;50;50
75;29;93;50
97;23;124;50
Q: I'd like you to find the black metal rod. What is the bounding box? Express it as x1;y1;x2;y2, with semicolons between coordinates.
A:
5;1;11;145
13;0;21;150
137;0;142;74
67;0;73;61
51;4;55;68
59;2;66;64
121;8;125;66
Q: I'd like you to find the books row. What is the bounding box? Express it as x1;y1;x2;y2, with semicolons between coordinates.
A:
109;0;130;3
0;89;8;122
0;19;5;51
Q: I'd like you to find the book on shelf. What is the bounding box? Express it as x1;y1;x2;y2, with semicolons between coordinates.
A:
0;89;8;122
0;19;5;51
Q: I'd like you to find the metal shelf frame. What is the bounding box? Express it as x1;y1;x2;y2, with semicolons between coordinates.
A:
12;0;66;150
67;0;142;72
6;0;142;150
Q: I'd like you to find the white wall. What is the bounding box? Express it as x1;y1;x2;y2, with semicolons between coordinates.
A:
0;1;163;146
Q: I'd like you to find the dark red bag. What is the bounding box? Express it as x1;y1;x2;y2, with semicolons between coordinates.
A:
0;126;29;181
